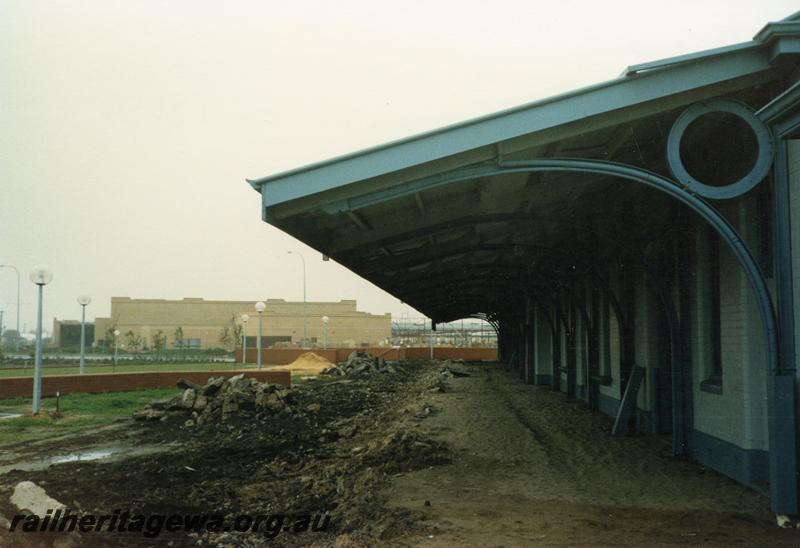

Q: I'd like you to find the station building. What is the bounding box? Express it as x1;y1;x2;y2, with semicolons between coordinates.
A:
245;14;800;515
91;297;391;349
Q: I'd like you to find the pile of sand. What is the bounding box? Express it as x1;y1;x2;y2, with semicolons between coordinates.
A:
276;352;334;374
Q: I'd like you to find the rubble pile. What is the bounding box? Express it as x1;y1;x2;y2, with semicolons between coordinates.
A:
358;430;449;474
120;360;455;545
132;373;293;426
427;360;473;393
321;350;401;378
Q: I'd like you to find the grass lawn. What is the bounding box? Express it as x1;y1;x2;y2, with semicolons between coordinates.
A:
0;362;272;378
0;388;182;446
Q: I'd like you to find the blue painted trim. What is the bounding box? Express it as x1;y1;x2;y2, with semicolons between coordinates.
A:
690;429;769;495
622;41;758;76
666;100;774;199
756;79;800;131
575;384;586;400
533;374;552;386
767;375;798;512
598;392;620;418
635;409;656;434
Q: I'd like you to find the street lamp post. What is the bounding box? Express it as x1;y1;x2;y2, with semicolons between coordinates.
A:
429;319;435;360
287;251;307;348
29;268;53;414
322;315;329;350
0;264;21;351
241;314;249;366
77;296;91;374
255;302;266;370
113;329;120;371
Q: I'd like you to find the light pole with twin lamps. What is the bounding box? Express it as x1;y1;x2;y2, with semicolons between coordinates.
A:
241;314;249;366
255;302;266;370
322;316;329;350
30;268;53;414
77;295;91;374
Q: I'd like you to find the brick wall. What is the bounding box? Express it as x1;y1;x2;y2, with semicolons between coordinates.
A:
0;370;291;399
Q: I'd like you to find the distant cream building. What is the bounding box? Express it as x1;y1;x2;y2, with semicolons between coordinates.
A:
93;297;391;350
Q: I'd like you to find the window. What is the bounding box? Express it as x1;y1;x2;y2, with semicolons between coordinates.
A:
174;338;201;349
596;292;613;384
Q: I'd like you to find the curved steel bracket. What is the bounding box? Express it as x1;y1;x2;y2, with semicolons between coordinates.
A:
462;158;781;380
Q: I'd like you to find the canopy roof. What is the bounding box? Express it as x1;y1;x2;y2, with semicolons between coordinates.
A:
248;13;800;322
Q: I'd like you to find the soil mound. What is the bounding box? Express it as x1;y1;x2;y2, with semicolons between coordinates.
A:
277;351;335;374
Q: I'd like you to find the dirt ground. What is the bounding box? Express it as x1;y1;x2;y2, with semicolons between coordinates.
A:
386;364;799;546
0;360;797;547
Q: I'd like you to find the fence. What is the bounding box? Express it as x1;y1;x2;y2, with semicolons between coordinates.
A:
0;370;291;399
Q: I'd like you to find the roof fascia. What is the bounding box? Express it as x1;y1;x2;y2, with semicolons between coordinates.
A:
620;41;759;77
252;45;771;210
757;79;800;138
753;19;800;62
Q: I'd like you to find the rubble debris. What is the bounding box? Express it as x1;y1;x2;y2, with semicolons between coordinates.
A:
132;408;167;421
148;395;183;411
441;361;471;377
428;368;452;393
177;378;204;391
359;431;449;474
321;351;400;378
410;402;436;419
47;360;453;546
133;374;293;425
11;481;65;517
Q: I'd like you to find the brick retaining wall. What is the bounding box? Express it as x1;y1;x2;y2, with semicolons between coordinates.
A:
0;370;291;399
236;346;497;365
0;347;496;399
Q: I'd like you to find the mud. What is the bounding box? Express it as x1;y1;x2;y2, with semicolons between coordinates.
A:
0;359;449;547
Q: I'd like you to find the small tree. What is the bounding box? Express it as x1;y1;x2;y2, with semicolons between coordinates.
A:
151;330;166;353
231;316;243;350
174;326;184;349
103;326;117;350
125;330;142;353
1;329;21;349
218;326;233;350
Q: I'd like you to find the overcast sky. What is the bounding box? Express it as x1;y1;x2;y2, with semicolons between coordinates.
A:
0;0;796;334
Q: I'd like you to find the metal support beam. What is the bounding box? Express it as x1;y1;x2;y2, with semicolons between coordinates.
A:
414;192;426;216
345;210;371;230
770;140;799;514
612;365;646;437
